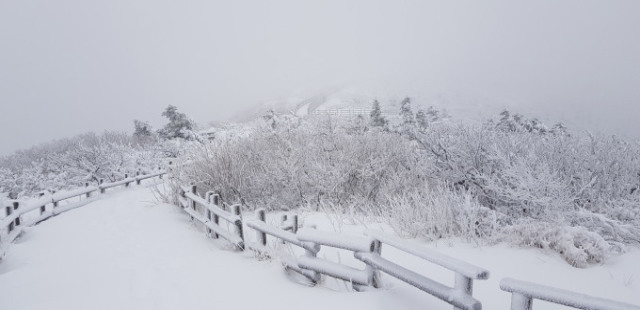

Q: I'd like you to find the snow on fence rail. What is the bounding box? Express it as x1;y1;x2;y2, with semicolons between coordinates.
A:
358;230;488;310
500;278;640;310
246;211;321;283
0;169;166;260
178;184;640;310
178;185;244;250
178;185;487;310
295;226;381;291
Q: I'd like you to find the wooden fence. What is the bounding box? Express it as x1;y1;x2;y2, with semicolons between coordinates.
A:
2;178;638;310
0;169;166;259
176;184;640;310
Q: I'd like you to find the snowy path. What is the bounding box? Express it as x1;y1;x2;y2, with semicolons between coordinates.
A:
0;186;390;310
1;185;639;310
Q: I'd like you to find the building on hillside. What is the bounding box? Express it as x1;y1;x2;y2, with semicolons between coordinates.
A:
311;107;373;119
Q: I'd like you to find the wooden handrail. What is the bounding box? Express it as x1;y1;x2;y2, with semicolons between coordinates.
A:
500;278;640;310
0;170;166;260
365;230;489;280
178;185;244;250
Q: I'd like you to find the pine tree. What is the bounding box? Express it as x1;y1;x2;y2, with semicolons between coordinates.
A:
133;120;152;137
426;106;440;123
158;105;195;140
399;97;415;135
416;109;428;130
133;120;154;144
369;100;387;128
400;97;414;123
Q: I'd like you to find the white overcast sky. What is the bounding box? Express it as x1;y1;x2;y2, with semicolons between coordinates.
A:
1;0;639;154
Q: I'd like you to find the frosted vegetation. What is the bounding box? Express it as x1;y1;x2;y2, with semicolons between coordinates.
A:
0;132;166;198
0;105;197;198
2;102;639;267
172;100;640;267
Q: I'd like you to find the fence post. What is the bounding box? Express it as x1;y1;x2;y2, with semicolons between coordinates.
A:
280;214;288;244
124;174;130;187
13;202;20;229
510;293;533;310
99;179;105;193
53;190;58;208
453;273;474;310
85;183;91;198
179;187;186;208
5;203;12;235
38;192;46;215
256;208;267;246
291;214;298;234
367;239;382;289
190;185;197;211
136;171;141;185
302;225;320;284
211;194;220;239
230;204;244;250
158;167;163;179
204;191;215;236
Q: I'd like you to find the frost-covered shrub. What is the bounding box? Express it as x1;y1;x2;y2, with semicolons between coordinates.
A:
382;186;500;241
411;118;640;265
172;110;640;267
504;222;612;267
174;115;427;211
0;131;166;197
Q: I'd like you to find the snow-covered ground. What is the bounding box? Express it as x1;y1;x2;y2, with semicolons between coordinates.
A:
1;184;638;310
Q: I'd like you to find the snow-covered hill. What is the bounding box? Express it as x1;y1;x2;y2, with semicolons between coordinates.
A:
229;82;636;141
231;85;524;127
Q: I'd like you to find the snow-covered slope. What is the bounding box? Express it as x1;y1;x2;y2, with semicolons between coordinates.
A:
228;83;619;139
232;85;516;126
0;185;638;310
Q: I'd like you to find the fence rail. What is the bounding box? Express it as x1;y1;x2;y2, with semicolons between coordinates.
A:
3;177;637;310
178;186;486;308
178;185;244;250
500;278;640;310
0;169;166;259
176;184;639;310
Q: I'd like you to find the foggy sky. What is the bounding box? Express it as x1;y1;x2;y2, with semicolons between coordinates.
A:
1;0;639;155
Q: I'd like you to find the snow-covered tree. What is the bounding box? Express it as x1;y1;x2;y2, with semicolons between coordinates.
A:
0;131;165;197
399;97;413;125
426;106;442;122
263;109;278;129
158;105;195;140
133;120;154;143
415;109;428;130
495;109;555;135
369;100;387;129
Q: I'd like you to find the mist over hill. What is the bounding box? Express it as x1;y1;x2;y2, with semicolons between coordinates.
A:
2;1;639;155
231;85;627;141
